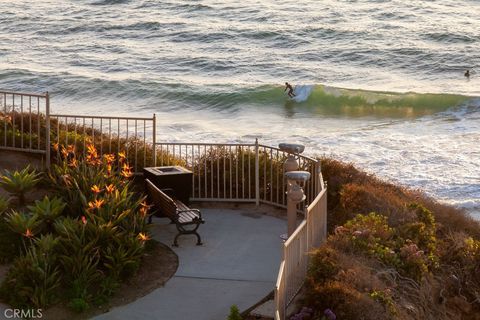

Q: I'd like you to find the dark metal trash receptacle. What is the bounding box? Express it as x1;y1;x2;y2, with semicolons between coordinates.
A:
143;166;193;204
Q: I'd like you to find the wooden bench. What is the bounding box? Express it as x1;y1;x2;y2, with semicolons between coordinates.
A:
145;179;205;246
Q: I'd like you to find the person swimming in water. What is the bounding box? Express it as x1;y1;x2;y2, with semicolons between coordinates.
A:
284;82;296;98
465;69;470;78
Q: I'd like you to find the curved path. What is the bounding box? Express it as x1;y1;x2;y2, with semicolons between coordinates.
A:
94;208;285;320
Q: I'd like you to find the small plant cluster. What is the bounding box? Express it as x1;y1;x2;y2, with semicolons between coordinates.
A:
227;305;242;320
304;205;442;319
332;204;437;281
0;144;151;312
369;289;396;315
0;166;41;206
0;166;42;262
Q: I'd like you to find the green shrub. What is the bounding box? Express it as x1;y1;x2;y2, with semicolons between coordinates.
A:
0;218;23;263
0;196;9;214
98;276;120;300
4;210;41;252
68;298;89;313
0;166;41;205
0;143;152;312
28;196;66;232
227;305;242;320
55;217;102;303
1;240;61;308
331;208;438;281
303;281;387;320
369;289;396;315
308;246;340;285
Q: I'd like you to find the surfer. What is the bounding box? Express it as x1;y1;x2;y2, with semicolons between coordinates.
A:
465;70;470;78
284;82;296;98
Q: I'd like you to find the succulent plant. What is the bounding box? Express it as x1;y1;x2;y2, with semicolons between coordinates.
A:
0;166;41;205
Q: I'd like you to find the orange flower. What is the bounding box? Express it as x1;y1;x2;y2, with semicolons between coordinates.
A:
52;143;59;152
86;144;101;166
81;216;87;225
23;229;34;238
103;154;115;164
86;155;101;166
121;163;133;178
61;147;69;158
121;171;133;178
118;151;126;163
67;144;75;154
86;144;97;154
105;184;115;194
91;185;101;194
68;158;78;168
88;199;105;210
137;232;150;242
139;201;151;218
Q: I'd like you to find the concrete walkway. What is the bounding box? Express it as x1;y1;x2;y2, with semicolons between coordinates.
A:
94;208;286;320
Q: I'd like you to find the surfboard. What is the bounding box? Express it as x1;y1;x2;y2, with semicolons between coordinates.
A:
288;85;314;102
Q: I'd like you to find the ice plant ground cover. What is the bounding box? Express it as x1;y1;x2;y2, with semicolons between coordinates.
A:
0;144;151;313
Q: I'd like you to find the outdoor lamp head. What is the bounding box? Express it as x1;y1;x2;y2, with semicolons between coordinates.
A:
285;171;311;185
278;143;305;155
285;171;310;203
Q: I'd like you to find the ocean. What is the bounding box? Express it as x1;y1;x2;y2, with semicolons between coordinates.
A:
0;0;479;217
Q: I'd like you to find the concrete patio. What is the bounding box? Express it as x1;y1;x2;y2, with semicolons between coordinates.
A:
94;207;286;320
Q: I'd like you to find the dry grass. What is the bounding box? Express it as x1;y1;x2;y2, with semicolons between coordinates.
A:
301;157;480;320
320;157;480;236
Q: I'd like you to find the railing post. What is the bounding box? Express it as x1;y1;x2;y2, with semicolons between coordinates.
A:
255;138;260;206
152;113;156;166
323;187;328;242
45;92;50;170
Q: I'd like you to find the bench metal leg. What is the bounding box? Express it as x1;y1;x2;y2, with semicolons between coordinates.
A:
173;223;203;246
173;233;181;247
194;231;203;246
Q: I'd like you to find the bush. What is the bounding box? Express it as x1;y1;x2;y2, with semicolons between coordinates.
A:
68;298;89;313
0;218;23;263
0;144;151;311
320;157;480;237
303;281;387;320
0;196;9;214
27;196;66;232
0;166;41;205
0;236;61;308
227;305;242;320
308;247;340;285
330;208;437;281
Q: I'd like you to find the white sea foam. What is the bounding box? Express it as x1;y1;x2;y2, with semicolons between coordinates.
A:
292;85;314;102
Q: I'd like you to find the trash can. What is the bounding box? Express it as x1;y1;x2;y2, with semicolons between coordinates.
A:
143;166;193;204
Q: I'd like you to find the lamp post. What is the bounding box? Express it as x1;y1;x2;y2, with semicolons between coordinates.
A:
278;143;310;238
285;171;311;236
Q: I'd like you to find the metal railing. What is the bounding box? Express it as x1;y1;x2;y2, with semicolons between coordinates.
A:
1;89;328;320
154;140;321;210
0;90;49;157
275;179;328;320
48;113;157;172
